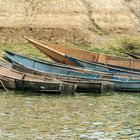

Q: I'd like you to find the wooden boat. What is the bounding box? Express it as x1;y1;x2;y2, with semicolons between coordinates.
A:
25;37;140;75
0;60;114;93
3;50;104;78
65;55;140;74
25;37;78;66
0;61;76;94
126;52;140;59
25;37;140;70
3;51;140;92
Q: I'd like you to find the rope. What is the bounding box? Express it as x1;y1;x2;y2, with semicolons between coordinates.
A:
0;79;8;92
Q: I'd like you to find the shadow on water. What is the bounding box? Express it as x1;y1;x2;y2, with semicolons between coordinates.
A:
1;89;140;98
0;89;113;98
77;92;114;97
0;89;60;96
115;91;140;97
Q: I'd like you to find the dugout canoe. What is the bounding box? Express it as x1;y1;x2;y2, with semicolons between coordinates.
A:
3;51;140;92
0;61;76;94
25;37;140;75
25;37;140;70
3;50;103;78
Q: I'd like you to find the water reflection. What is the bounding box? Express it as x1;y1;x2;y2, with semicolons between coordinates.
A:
0;90;140;139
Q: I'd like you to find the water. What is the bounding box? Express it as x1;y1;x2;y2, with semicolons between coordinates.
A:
0;90;140;139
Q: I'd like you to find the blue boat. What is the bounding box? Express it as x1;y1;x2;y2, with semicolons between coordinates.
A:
65;55;140;75
3;50;101;78
3;50;140;92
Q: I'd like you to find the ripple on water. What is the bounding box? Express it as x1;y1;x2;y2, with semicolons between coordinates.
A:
0;91;140;139
61;127;71;133
80;131;108;139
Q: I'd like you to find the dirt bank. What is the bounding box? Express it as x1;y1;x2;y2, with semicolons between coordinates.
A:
0;0;140;44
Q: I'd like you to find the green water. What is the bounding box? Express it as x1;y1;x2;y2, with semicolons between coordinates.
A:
0;90;140;140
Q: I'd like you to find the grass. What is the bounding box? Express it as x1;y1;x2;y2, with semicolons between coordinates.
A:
61;35;140;57
0;43;51;61
0;35;140;60
120;36;140;52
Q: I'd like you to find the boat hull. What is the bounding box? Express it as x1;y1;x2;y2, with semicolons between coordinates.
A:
0;63;76;94
65;55;140;75
113;81;140;92
25;37;140;70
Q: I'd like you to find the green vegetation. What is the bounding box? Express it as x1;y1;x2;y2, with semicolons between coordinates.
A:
0;43;51;61
62;35;140;57
120;36;140;52
0;35;140;60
